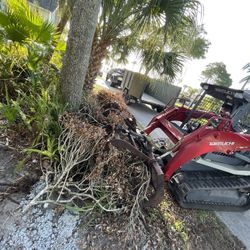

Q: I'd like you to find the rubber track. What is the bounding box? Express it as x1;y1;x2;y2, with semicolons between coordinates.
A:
169;171;250;211
179;171;250;190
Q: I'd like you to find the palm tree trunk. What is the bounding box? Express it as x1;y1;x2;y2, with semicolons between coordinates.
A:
46;0;76;63
56;8;70;35
60;0;101;111
57;0;76;36
83;34;110;92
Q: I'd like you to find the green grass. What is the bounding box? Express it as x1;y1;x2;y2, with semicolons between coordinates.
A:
93;83;105;93
160;200;189;247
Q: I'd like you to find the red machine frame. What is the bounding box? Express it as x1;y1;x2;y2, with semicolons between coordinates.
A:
144;104;250;181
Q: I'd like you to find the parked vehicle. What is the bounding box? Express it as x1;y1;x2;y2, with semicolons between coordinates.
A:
122;70;181;112
106;68;124;87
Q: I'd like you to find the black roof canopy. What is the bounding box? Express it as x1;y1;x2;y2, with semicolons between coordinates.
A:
200;83;250;103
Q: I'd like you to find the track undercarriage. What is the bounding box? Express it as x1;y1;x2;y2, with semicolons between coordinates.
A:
169;170;250;211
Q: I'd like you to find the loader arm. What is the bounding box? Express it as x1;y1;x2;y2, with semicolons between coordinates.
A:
144;106;215;143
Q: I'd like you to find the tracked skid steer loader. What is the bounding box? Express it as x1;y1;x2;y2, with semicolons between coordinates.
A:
112;83;250;211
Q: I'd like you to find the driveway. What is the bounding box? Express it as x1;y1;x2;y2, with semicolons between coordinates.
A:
97;79;250;249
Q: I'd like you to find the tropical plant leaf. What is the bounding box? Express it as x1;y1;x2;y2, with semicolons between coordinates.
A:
0;0;56;44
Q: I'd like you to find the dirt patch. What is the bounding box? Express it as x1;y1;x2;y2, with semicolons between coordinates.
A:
0;144;40;203
0;145;19;182
157;191;245;250
77;214;169;249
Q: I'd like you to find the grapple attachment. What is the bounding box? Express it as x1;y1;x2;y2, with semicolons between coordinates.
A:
111;136;164;208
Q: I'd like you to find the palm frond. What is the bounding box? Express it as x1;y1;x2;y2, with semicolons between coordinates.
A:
37;21;56;44
162;52;186;78
109;34;138;63
0;0;56;44
133;0;201;33
100;0;135;39
242;62;250;71
240;75;250;84
141;48;186;80
240;62;250;90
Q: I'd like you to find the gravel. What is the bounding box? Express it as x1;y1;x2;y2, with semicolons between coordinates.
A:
0;182;81;250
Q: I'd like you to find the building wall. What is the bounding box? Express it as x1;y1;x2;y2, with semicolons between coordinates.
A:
0;0;4;10
29;3;59;24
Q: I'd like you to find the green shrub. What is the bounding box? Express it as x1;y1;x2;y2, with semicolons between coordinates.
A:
0;0;64;161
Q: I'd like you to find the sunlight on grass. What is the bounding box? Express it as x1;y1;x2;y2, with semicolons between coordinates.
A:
93;83;105;93
160;200;190;248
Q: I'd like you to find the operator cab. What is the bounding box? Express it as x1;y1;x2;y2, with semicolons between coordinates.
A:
188;84;250;174
183;83;250;134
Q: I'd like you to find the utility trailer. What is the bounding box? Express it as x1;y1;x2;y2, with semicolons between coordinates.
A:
121;70;181;112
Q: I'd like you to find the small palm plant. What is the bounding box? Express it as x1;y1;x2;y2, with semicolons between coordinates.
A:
0;0;55;45
0;0;57;95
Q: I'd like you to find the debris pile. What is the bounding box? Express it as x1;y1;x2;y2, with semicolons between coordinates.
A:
25;90;153;244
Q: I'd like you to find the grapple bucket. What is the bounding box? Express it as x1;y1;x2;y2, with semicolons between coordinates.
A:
111;138;164;208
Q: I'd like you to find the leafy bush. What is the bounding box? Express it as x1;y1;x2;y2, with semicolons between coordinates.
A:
0;0;64;160
0;61;63;155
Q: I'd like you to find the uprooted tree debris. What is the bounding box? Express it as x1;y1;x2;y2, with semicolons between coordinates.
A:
23;90;157;242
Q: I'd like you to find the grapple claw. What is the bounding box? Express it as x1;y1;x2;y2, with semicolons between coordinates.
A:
110;138;165;208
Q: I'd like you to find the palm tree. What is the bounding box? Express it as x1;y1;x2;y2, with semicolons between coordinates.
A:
134;23;209;79
83;0;205;91
240;63;250;90
0;0;55;45
52;0;207;89
59;0;101;110
83;0;136;91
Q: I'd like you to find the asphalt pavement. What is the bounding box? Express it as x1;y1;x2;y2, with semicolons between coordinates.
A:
97;79;250;249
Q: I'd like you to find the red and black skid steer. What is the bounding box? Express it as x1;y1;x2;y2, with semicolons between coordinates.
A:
112;83;250;211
